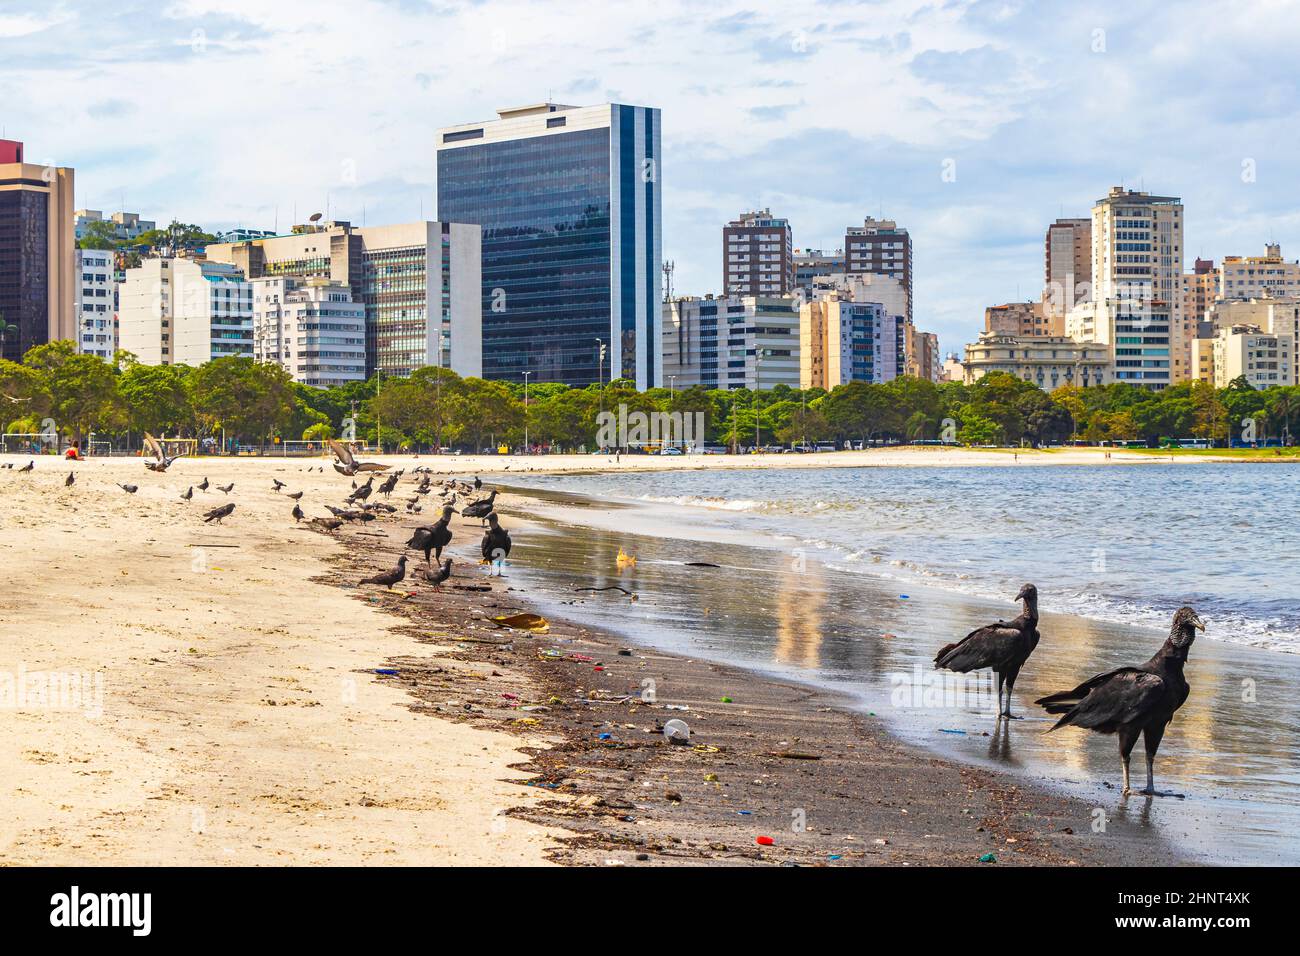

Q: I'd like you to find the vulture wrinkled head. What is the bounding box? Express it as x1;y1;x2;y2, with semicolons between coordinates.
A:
1171;606;1205;645
1015;583;1037;604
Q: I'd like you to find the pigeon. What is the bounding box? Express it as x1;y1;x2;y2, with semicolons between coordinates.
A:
415;558;452;587
198;477;209;492
287;491;304;501
180;486;193;501
65;471;75;487
358;555;407;590
118;483;138;494
18;460;33;473
309;517;344;532
292;503;304;522
272;479;286;492
217;483;234;494
202;503;236;524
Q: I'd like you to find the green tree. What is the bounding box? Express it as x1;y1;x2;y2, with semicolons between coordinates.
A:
23;340;124;442
187;356;295;445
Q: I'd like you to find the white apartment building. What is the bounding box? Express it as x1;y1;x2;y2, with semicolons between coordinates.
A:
1208;324;1293;389
75;248;117;359
1218;245;1300;300
252;277;366;388
662;295;800;390
74;210;155;242
799;295;906;389
1066;187;1183;390
118;256;253;365
962;332;1112;388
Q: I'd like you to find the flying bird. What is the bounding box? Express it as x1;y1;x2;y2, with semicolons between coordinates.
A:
217;483;234;494
414;558;452;587
180;486;193;501
202;502;236;524
328;439;390;477
143;433;180;472
358;555;407;590
481;512;511;575
1036;607;1203;797
117;483;139;494
935;584;1041;719
407;505;455;563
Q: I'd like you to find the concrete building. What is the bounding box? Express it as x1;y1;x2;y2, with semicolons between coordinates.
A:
74;210;156;243
723;209;793;296
985;301;1047;336
75;248;117;359
793;248;844;300
118;256;253;365
1201;297;1300;385
962;332;1112;389
844;218;912;322
941;353;964;383
908;327;942;382
251;277;366;388
1179;257;1218;380
1043;218;1092;334
661;295;799;391
0;141;76;361
206;220;481;378
1218;245;1300;300
1191;337;1214;384
214;227;275;244
436;101;661;388
800;294;906;390
1207;324;1293;389
1066;187;1183;391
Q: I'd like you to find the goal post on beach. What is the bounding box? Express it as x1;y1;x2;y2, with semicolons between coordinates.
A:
277;440;330;457
1;432;56;454
157;437;198;458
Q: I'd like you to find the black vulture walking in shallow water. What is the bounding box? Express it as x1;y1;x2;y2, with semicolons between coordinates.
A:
481;512;511;575
934;583;1040;718
406;505;454;563
1037;606;1203;797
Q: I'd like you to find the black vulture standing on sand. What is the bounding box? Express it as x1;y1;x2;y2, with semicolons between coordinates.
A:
1036;606;1203;797
481;512;511;575
377;473;399;498
203;503;236;524
359;555;407;590
406;505;455;563
461;489;498;525
934;583;1040;719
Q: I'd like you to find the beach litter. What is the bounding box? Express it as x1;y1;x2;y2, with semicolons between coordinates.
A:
756;836;775;846
663;718;691;744
768;751;822;760
720;696;733;703
938;728;966;735
493;612;549;633
979;853;997;863
373;668;398;675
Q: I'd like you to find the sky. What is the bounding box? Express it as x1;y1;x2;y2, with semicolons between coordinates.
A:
3;0;1300;356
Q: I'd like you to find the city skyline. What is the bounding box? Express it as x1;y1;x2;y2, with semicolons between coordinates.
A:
4;0;1300;357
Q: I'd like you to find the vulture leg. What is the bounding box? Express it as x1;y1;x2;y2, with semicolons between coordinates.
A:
1140;724;1184;798
994;673;1004;719
1002;668;1022;719
1118;726;1141;795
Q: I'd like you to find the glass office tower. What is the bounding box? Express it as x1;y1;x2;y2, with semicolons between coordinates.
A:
436;102;661;388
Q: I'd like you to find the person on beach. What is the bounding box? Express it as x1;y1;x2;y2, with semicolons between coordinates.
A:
64;442;82;461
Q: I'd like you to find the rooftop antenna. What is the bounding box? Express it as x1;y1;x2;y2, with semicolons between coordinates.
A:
662;260;675;302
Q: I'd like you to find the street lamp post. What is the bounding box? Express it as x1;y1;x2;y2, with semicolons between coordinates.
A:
522;370;531;454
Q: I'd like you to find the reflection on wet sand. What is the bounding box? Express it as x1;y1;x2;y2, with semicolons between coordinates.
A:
507;494;1300;865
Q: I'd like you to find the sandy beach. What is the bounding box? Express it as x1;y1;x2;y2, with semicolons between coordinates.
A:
0;448;1196;866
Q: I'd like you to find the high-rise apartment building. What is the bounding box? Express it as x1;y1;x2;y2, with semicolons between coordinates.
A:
118;256;253;365
0;141;76;361
74;210;157;243
723;209;793;296
661;295;799;391
75;248;117;359
1207;324;1294;389
206;220;481;378
251;277;366;388
844;217;912;322
436;101;662;388
800;295;906;390
793;248;844;300
1066;187;1183;391
1218;245;1300;299
985;301;1047;336
1043;218;1091;334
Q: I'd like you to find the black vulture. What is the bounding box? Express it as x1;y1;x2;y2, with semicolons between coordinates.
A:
359;555;407;590
377;473;399;498
473;475;482;490
461;489;498;525
1036;606;1203;797
481;513;511;575
202;503;236;524
934;583;1040;718
347;476;374;504
407;505;455;563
